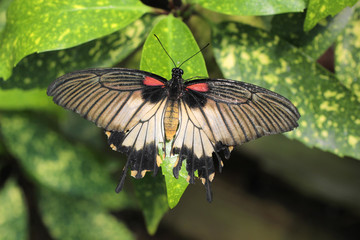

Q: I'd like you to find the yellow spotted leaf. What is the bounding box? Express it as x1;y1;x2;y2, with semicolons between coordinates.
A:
335;3;360;100
0;0;150;80
0;112;134;210
304;0;358;31
0;180;27;240
193;0;306;16
39;187;134;240
0;14;155;110
271;8;353;59
212;21;360;160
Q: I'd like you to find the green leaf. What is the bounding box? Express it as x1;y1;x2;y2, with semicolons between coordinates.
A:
271;8;353;59
304;0;358;31
193;0;307;16
0;14;155;111
0;89;54;110
39;187;134;240
0;15;154;110
0;180;27;240
0;0;12;32
335;4;360;100
132;173;168;235
212;21;360;159
160;142;189;209
141;15;208;79
0;139;5;154
0;13;157;90
140;15;208;208
8;13;156;90
0;0;150;80
0;113;134;209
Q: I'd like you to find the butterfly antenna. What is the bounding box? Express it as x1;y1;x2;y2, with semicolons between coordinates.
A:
154;34;177;68
178;43;209;68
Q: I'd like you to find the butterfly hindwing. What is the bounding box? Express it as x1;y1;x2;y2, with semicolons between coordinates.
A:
172;100;216;202
106;98;168;191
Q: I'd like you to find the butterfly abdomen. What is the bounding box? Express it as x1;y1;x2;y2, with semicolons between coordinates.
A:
164;100;179;141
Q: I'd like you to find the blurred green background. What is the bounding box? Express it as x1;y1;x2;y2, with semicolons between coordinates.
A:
1;0;360;239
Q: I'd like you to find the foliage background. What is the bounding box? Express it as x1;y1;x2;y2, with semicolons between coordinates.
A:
1;0;360;239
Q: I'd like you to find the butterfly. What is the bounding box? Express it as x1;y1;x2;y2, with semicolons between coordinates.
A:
47;38;300;202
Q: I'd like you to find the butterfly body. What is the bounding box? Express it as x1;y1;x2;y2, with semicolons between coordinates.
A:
161;68;184;140
164;99;179;140
48;66;300;202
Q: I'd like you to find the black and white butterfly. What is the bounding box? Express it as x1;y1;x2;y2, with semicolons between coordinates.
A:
47;38;300;202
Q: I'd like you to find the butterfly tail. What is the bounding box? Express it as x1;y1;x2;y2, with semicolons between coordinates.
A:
115;158;130;193
204;178;213;203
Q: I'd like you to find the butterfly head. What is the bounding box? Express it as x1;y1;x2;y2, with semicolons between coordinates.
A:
172;67;184;79
168;67;185;97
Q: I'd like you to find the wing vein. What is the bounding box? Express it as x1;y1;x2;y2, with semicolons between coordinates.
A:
228;104;249;142
83;89;109;118
216;102;236;143
105;92;133;129
72;85;101;110
94;92;121;125
252;100;282;131
62;81;97;107
237;105;261;138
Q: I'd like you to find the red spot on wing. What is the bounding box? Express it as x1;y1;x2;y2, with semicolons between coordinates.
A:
186;83;209;92
143;76;165;86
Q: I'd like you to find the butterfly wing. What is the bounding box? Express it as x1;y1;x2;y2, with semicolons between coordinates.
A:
172;78;300;201
47;68;169;191
172;100;218;202
183;79;300;144
47;68;168;132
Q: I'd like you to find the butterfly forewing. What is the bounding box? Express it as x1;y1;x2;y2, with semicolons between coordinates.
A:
183;79;300;147
47;68;168;132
